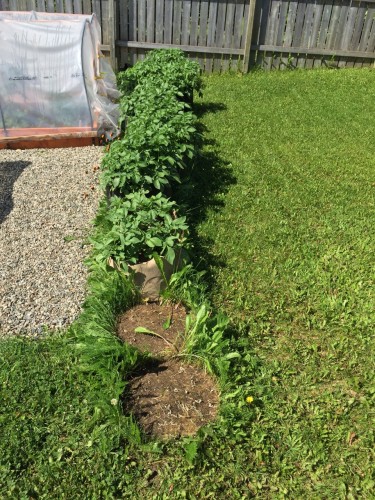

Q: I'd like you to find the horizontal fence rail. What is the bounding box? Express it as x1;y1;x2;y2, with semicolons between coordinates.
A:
1;0;374;71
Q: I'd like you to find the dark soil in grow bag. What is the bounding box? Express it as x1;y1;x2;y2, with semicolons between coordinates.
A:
117;303;220;439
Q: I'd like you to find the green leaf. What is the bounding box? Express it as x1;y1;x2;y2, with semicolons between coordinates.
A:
165;246;175;265
150;237;163;247
184;440;199;465
134;327;157;335
225;352;241;360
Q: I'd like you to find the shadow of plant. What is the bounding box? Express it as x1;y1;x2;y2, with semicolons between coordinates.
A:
175;101;236;291
0;161;30;225
193;101;227;119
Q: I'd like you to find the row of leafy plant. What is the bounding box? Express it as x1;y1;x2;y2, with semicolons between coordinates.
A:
89;50;203;272
79;50;244;383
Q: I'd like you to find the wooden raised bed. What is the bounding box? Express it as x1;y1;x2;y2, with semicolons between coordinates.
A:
0;127;100;149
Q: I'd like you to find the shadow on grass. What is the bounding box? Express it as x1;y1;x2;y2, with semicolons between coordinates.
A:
0;161;30;225
175;101;236;292
193;102;227;119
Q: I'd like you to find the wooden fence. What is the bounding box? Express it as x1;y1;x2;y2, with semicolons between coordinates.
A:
1;0;375;71
253;0;375;69
117;1;254;73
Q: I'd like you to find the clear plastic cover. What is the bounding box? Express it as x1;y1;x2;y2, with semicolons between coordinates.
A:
0;11;119;141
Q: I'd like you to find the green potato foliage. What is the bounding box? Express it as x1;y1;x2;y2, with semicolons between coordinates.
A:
102;83;197;196
117;48;204;101
89;191;189;271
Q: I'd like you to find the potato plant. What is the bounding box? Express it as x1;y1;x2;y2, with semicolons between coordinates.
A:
117;48;203;102
89;192;189;271
96;49;201;270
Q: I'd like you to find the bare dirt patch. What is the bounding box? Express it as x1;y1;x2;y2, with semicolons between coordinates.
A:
123;359;219;439
118;303;220;439
117;303;187;357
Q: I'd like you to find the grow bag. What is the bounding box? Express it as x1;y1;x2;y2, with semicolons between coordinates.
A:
0;11;119;149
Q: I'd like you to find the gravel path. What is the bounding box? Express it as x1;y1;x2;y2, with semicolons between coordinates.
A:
0;146;103;337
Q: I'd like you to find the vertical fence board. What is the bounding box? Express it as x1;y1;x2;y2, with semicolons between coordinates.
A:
349;3;366;51
138;0;146;47
243;0;257;71
55;0;63;12
65;0;73;13
341;2;359;67
334;1;351;51
300;2;315;67
189;0;199;45
181;0;191;45
310;2;324;49
36;0;45;11
301;2;314;48
292;1;307;48
251;0;263;49
205;0;218;72
198;1;209;70
241;0;250;49
341;2;358;50
213;1;227;72
101;0;113;64
232;1;246;70
118;0;128;66
223;1;236;71
223;2;235;48
46;0;55;11
128;0;137;64
309;3;324;68
155;0;164;43
92;0;102;37
82;0;91;14
73;0;82;14
164;0;173;44
255;0;271;67
276;1;288;44
366;13;375;52
147;0;155;42
82;0;92;14
359;5;375;51
241;0;250;71
284;0;298;45
266;0;281;69
275;0;289;69
172;0;182;44
317;2;333;48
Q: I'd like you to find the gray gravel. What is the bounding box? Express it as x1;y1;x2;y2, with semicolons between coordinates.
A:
0;146;104;337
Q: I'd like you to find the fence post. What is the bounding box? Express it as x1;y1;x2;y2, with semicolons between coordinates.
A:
108;0;117;70
243;0;257;73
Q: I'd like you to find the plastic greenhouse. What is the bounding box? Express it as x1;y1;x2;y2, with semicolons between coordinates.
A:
0;11;119;149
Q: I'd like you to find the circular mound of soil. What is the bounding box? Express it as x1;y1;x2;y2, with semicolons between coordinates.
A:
124;359;219;439
117;303;187;357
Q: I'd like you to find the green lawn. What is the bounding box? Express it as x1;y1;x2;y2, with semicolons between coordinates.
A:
190;68;375;497
1;68;375;498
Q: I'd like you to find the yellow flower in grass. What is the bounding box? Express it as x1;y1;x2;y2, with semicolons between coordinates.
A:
246;396;254;404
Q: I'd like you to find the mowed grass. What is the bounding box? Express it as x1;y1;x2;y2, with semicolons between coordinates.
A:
190;69;375;496
1;69;374;498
